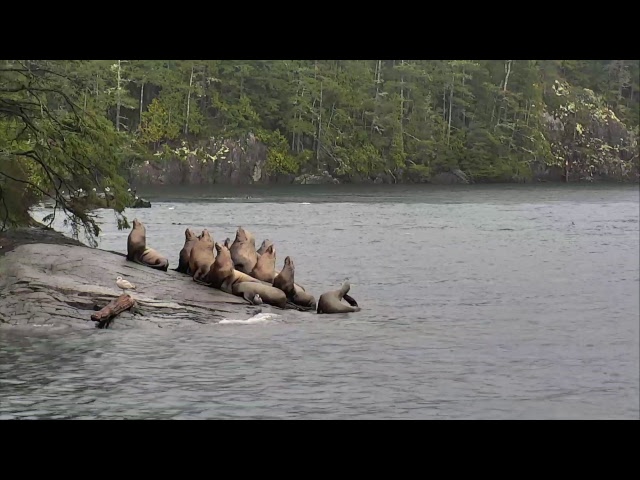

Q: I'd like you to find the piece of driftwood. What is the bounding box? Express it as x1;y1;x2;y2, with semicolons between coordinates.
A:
91;294;136;329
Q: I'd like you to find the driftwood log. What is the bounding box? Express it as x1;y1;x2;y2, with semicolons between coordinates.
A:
91;294;136;329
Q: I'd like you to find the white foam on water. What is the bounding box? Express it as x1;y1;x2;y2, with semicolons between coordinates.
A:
218;312;281;325
300;202;311;205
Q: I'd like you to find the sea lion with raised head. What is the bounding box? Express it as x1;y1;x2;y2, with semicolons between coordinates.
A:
126;218;170;271
257;239;274;256
317;281;361;314
188;229;215;281
272;256;316;311
201;242;261;293
176;228;199;274
250;243;277;282
230;227;258;274
231;281;287;308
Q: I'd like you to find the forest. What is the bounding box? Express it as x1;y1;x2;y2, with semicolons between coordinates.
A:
0;60;638;235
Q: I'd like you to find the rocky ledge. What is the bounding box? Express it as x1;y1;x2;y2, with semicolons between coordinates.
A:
0;227;260;330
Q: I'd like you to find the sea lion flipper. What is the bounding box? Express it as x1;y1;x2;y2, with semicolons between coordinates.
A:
343;294;359;307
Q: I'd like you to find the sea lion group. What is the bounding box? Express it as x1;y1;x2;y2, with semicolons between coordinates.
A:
126;219;361;314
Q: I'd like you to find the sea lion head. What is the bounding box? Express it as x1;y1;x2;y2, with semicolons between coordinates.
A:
213;242;233;270
185;228;198;241
200;229;213;243
284;256;294;272
214;242;229;256
339;281;351;297
264;244;276;258
235;226;256;246
235;227;248;243
132;218;143;229
258;239;273;253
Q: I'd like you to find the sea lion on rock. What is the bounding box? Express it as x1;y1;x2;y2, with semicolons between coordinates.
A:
317;281;361;314
176;228;199;274
188;229;215;281
231;281;286;308
273;256;316;311
257;239;274;256
126;218;169;271
230;227;258;274
250;244;277;282
201;242;261;293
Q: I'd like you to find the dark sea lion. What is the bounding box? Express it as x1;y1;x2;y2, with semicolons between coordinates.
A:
126;218;169;271
257;239;274;256
230;227;258;274
250;243;277;282
188;229;215;281
176;228;199;274
273;256;316;311
231;281;287;308
202;242;261;292
317;281;361;314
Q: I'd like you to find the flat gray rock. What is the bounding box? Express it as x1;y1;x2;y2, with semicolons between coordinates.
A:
0;243;259;330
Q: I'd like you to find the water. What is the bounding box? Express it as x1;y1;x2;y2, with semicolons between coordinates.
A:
2;184;639;419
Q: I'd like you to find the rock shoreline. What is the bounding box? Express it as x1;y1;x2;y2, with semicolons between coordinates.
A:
0;226;261;330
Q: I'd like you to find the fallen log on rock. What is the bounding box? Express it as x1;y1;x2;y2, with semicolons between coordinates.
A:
91;294;136;329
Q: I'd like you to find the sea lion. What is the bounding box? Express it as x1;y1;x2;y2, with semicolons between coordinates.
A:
176;228;199;274
224;238;232;249
317;281;361;314
273;256;316;310
202;242;261;293
126;218;169;271
250;243;277;282
230;226;258;274
188;229;215;281
257;239;274;256
231;281;287;308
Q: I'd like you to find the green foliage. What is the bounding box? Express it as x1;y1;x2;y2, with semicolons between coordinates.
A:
2;59;638;240
257;129;299;175
0;60;129;243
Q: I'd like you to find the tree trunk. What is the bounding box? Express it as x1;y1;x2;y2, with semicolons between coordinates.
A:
316;80;323;167
116;60;121;132
185;65;194;135
443;85;447;137
91;294;136;329
139;81;145;126
503;60;512;92
461;67;466;126
447;75;454;146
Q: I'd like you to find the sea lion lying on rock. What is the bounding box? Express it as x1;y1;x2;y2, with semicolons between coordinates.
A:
189;229;215;281
273;256;316;311
317;281;361;314
126;218;169;271
201;242;261;293
250;243;277;282
176;228;199;274
230;227;258;274
232;281;286;308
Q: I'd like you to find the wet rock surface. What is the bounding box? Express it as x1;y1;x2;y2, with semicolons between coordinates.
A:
0;238;258;330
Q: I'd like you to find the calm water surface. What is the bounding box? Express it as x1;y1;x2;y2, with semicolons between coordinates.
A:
2;184;639;419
